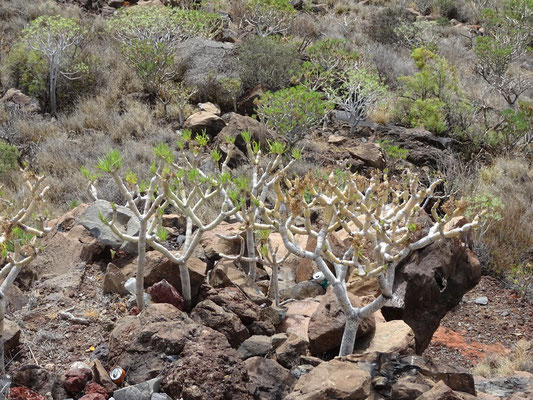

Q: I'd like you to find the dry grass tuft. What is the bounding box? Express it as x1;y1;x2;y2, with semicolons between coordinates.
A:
474;340;533;377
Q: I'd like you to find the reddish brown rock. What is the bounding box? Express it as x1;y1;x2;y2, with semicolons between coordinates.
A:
162;327;252;400
147;279;184;310
84;382;108;398
9;387;46;400
63;368;92;394
308;290;375;355
191;299;250;347
79;393;107;400
382;238;481;353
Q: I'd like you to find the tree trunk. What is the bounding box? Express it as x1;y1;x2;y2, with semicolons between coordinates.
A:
268;262;280;307
272;262;279;307
49;63;58;116
179;262;191;311
178;108;185;127
0;291;5;378
245;228;257;282
339;313;360;356
136;218;147;311
0;264;21;377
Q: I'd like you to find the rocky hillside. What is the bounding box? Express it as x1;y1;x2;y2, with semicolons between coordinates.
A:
0;0;532;399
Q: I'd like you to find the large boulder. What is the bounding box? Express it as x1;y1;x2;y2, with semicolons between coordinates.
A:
307;291;376;355
382;237;481;353
183;111;226;139
215;113;278;155
278;299;321;342
345;352;476;397
353;312;415;355
34;204;104;280
347;143;386;169
161;326;251;400
191;299;250;347
199;285;276;336
354;121;455;168
286;358;371;400
77;200;139;254
244;357;297;400
108;303;198;384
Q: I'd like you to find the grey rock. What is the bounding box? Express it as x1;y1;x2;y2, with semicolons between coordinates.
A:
191;299;250;348
90;343;110;363
290;364;314;379
151;394;172;400
238;335;272;359
103;263;128;295
113;377;162;400
245;357;297;400
275;333;309;369
475;371;533;398
78;200;139;254
280;281;325;301
475;296;488;305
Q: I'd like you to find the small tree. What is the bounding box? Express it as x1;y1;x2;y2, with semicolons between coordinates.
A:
220;77;242;113
215;133;298;283
108;6;222;96
255;85;332;149
85;132;239;310
21;15;87;115
397;47;468;135
328;66;388;133
0;173;49;375
265;169;482;356
297;38;359;91
242;0;296;37
473;0;533;106
158;81;197;124
83;150;167;311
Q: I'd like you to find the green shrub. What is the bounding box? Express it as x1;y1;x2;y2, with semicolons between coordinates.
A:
297;38;359;91
238;35;300;91
396;47;468;135
435;0;459;19
403;98;447;134
0;141;20;174
243;0;296;36
367;6;415;44
5;43;48;101
487;101;533;153
254;85;331;148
